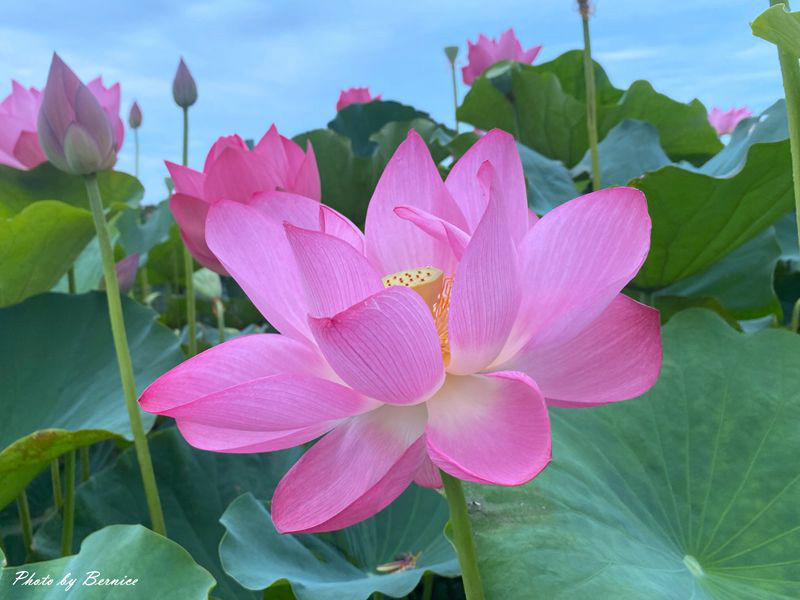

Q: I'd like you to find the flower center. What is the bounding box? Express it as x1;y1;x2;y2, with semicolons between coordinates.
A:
382;267;452;365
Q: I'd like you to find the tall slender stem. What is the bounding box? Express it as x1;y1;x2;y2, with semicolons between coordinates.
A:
770;0;800;254
50;459;62;509
16;491;33;561
580;1;601;190
60;450;75;556
440;471;485;600
214;298;226;343
67;268;76;294
450;63;460;134
134;128;140;179
181;106;197;357
83;173;167;536
80;446;90;482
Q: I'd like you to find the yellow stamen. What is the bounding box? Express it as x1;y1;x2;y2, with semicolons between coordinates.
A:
382;266;452;365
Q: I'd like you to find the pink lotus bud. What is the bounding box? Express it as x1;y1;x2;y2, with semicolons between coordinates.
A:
336;87;381;112
172;58;197;109
129;101;142;129
37;54;118;175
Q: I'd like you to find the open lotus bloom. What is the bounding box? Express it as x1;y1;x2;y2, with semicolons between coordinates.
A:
708;106;751;136
336;87;381;112
140;129;662;534
462;28;542;85
165;125;320;275
0;71;123;171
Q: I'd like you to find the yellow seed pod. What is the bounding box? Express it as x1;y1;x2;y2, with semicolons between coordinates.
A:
381;267;444;309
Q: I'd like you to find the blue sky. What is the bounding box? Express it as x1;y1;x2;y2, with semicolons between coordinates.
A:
0;0;784;203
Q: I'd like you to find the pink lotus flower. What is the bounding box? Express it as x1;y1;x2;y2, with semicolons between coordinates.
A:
140;129;661;534
165;125;321;274
708;106;752;136
0;67;123;171
336;87;381;112
462;28;542;85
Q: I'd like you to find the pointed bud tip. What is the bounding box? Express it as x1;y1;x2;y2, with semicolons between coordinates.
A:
128;101;142;129
172;58;198;108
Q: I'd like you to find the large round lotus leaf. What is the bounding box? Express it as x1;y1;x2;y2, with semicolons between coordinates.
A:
0;201;95;307
467;309;800;599
34;428;301;600
328;100;429;156
0;164;142;218
219;488;459;600
0;292;183;510
0;525;214;598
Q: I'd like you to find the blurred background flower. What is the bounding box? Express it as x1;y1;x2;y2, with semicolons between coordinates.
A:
0;0;781;200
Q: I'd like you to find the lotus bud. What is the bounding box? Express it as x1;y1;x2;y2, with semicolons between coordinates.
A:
37;53;118;175
172;58;197;108
128;101;142;129
444;46;459;65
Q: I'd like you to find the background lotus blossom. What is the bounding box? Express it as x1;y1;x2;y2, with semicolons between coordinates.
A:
140;128;661;535
336;87;381;111
708;106;751;135
166;125;321;274
462;28;542;85
0;73;123;171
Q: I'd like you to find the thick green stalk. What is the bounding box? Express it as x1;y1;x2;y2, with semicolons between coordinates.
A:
422;572;434;600
440;471;485;600
450;63;460;134
83;173;167;536
134;128;140;179
80;445;90;482
580;2;601;190
50;459;62;509
60;450;75;556
771;0;800;254
16;491;33;560
791;298;800;332
181;107;197;357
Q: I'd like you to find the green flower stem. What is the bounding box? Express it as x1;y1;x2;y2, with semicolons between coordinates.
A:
50;459;62;509
83;173;167;537
214;298;226;343
422;572;434;600
80;445;90;482
67;268;76;294
440;470;485;600
138;267;151;304
450;62;460;134
134;128;140;179
770;0;800;255
181;106;197;357
0;531;7;556
16;491;33;560
791;298;800;332
60;450;75;556
580;1;601;190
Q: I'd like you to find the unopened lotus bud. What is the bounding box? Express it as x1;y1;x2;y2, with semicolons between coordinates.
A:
444;46;459;65
172;58;197;108
128;101;142;129
37;53;118;175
